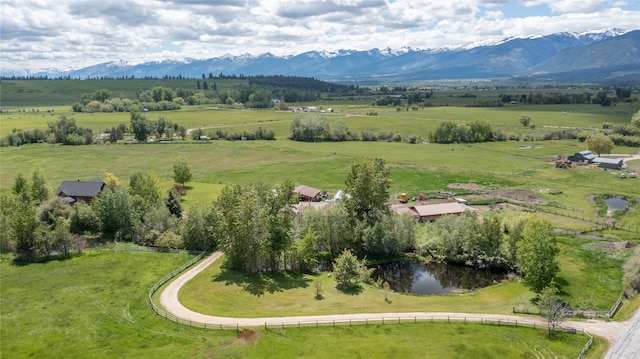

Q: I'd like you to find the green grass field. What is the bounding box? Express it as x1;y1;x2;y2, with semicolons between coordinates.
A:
1;249;602;359
1;81;638;358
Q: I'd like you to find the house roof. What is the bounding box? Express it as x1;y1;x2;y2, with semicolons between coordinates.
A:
293;185;321;198
593;157;623;165
577;150;593;156
56;179;108;198
409;202;471;217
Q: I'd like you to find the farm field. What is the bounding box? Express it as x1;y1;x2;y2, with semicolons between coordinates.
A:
1;79;639;358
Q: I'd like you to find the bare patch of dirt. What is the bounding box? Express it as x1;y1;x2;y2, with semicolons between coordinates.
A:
448;183;485;191
237;329;259;344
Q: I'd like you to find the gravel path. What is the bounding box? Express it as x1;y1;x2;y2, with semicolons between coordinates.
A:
159;252;636;347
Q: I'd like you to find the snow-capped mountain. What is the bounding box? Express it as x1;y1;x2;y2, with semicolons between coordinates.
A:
6;29;639;83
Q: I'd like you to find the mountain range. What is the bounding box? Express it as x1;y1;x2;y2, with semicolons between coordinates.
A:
12;29;640;83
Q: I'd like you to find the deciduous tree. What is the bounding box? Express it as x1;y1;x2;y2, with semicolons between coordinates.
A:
537;283;570;337
585;133;614;156
519;114;531;127
172;157;193;185
130;110;152;142
344;158;390;226
517;216;559;293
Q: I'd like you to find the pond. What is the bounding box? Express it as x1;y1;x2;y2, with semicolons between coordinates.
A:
371;260;505;295
605;197;628;213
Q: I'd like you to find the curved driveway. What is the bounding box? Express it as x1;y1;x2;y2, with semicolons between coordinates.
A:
160;252;638;350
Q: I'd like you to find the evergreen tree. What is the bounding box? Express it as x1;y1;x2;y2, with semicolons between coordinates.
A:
165;188;183;217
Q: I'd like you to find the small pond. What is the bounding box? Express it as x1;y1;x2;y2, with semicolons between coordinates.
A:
371;260;505;295
606;197;628;212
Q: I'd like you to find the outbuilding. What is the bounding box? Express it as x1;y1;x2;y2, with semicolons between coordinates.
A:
408;202;473;222
593;157;624;170
293;185;322;202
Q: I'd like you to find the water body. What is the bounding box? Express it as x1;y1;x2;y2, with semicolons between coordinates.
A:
606;197;628;212
371;260;505;295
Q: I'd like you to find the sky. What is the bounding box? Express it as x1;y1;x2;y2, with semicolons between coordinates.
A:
1;0;639;73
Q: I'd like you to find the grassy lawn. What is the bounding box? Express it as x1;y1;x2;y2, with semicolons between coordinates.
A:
242;322;591;359
1;248;600;359
0;249;241;358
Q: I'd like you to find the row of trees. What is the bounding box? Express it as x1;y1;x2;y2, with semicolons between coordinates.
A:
289;114;422;143
429;120;506;144
190;126;275;141
72;87;181;113
130;111;187;142
1;115;94;147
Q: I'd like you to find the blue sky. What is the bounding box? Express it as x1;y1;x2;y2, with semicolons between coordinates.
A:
1;0;639;73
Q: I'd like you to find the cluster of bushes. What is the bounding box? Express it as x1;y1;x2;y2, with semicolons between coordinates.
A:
360;131;422;143
289;114;421;144
509;129;579;142
72;87;182;113
418;212;524;271
429;120;506;144
0;115;93;147
191;126;276;141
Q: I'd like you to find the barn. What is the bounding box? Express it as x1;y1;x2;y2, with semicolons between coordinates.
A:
593;157;624;170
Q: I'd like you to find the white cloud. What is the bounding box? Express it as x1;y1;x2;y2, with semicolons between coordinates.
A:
0;0;638;72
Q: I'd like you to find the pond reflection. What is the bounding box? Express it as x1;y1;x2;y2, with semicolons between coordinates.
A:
371;260;505;294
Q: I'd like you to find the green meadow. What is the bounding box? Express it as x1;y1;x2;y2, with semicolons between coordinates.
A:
1;248;610;359
1;79;639;358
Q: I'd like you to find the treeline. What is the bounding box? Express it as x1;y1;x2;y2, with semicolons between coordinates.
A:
600;113;640;147
1;112;188;147
248;75;356;93
191;126;275;141
1;115;94;147
72;87;181;113
496;88;633;106
429;120;506;144
289;114;422;143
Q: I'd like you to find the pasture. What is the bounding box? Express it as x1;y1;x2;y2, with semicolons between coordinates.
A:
0;248;606;359
1;79;639;358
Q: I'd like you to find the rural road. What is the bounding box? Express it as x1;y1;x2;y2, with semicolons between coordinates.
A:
159;252;639;356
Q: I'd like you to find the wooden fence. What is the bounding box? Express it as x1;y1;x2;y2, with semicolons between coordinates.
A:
513;293;625;320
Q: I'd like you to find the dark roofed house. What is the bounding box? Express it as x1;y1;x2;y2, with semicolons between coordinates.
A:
568;150;596;163
56;179;108;204
293;185;322;202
